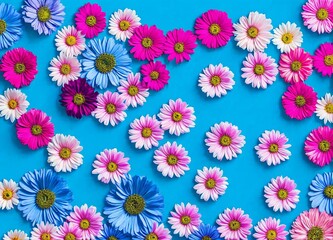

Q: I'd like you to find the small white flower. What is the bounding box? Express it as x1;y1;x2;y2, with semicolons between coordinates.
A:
0;179;19;210
272;22;303;53
0;88;29;123
3;229;29;240
55;25;86;57
315;93;333;124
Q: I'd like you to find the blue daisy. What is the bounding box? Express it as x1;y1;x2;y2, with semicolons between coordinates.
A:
81;37;132;89
189;224;221;240
97;224;131;240
22;0;65;35
17;169;73;226
309;172;333;215
103;174;164;236
0;3;22;49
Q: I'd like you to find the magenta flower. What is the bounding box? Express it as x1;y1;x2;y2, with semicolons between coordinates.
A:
253;217;288;240
141;61;170;91
313;43;333;77
30;222;57;240
54;222;82;240
136;222;172;240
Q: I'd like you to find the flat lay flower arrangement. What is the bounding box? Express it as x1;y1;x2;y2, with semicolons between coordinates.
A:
0;0;333;239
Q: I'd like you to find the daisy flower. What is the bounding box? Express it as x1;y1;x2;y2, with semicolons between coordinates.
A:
16;109;55;150
253;217;288;240
91;91;127;126
109;8;141;42
193;167;228;201
117;72;149;107
302;0;333;34
153;142;191;178
290;208;333;240
92;148;130;184
264;176;300;212
0;88;29;123
189;224;220;240
233;11;273;52
304;126;333;167
205;121;246;161
3;230;29;240
30;222;57;240
241;52;278;89
158;98;196;136
133;222;171;240
0;179;19;210
55;25;86;57
141;61;170;91
97;224;130;240
0;48;38;88
282;83;317;120
67;204;103;240
22;0;65;35
272;22;303;53
278;47;313;84
255;130;291;166
198;63;235;98
316;93;333;124
54;222;82;240
313;42;333;77
75;3;106;39
216;208;253;240
168;202;201;238
128;24;165;61
129;115;164;150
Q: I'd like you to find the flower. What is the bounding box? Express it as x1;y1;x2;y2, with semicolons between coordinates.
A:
313;42;333;77
304;126;333;166
128;24;165;61
75;3;106;39
3;230;29;240
254;130;291;166
302;0;333;34
140;61;170;91
16;109;54;150
80;37;131;89
22;0;65;35
17;169;73;225
316;93;333;124
67;204;103;240
108;8;141;42
129;115;164;150
264;176;300;212
189;224;220;240
278;47;313;84
104;175;164;235
60;78;98;119
97;224;130;240
92;148;130;184
133;222;171;240
48;53;81;86
198;63;235;98
91;91;127;126
0;3;22;49
158;98;196;136
164;28;197;63
0;88;29;123
253;217;288;240
54;222;83;240
30;222;57;240
290;208;333;240
233;11;273;52
205;121;246;161
241;52;278;89
0;179;19;210
216;208;252;240
153;142;190;178
272;22;303;53
55;25;86;57
0;48;38;88
117;72;149;107
47;134;83;172
282;83;317;120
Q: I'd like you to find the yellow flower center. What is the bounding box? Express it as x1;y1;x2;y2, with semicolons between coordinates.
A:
141;127;152;138
172;111;183;122
108;237;117;240
2;189;13;200
124;194;146;215
254;64;265;75
295;95;306;107
0;19;6;35
8;99;18;109
65;233;76;240
59;147;71;160
106;103;116;114
220;135;231;146
36;189;55;209
80;219;90;230
229;220;241;231
325;103;333;114
86;15;97;27
281;32;293;44
150;71;159;80
14;63;26;74
317;8;328;20
73;93;85;106
107;161;118;172
324;185;333;199
66;36;77;46
60;64;72;75
269;143;279;153
307;226;324;240
202;237;212;240
319;140;330;152
210;75;221;86
37;7;51;22
167;154;178;165
277;189;288;200
266;229;277;240
174;42;184;53
128;85;139;96
142;37;153;48
205;178;216;189
291;61;302;72
41;233;51;240
31;125;43;136
181;215;191;225
209;23;221;35
247;26;259;38
95;54;116;73
119;20;130;31
145;233;158;240
324;54;333;66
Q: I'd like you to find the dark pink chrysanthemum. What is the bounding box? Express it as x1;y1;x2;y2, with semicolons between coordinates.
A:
313;43;333;77
253;217;288;240
141;61;170;91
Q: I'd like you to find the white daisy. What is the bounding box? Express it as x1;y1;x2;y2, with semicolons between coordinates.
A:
272;22;303;53
315;93;333;124
3;230;29;240
55;25;86;57
0;88;29;123
0;179;19;210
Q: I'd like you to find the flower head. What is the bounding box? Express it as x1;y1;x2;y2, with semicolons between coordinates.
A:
0;88;29;123
0;3;22;49
141;61;170;91
30;222;57;240
54;222;83;240
272;22;303;53
0;179;19;210
3;230;28;240
313;42;333;77
97;224;130;240
133;222;171;240
316;93;333;124
253;217;288;240
55;25;86;57
189;224;220;240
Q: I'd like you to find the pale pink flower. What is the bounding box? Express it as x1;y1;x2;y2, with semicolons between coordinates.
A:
253;217;288;240
30;222;57;240
0;179;19;210
55;25;86;57
54;222;82;240
0;88;29;123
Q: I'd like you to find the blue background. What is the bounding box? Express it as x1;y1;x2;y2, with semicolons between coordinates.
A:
0;0;332;239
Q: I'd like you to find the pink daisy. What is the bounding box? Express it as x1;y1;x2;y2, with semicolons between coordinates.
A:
0;48;38;88
16;109;55;150
205;121;246;161
313;42;333;77
140;222;172;240
129;115;164;150
302;0;333;34
279;47;313;84
168;202;201;238
67;204;103;240
253;217;288;240
128;24;165;61
304;126;333;167
55;25;86;57
194;9;233;48
282;83;317;120
30;222;57;240
75;3;106;39
216;208;253;240
241;52;278;89
193;167;228;201
153;141;191;178
0;88;29;123
54;222;82;240
140;61;170;91
255;130;291;166
92;148;130;184
264;176;300;212
158;98;196;136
